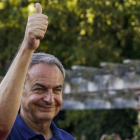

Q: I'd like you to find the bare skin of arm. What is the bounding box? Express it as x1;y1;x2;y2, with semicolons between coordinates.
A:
0;3;48;140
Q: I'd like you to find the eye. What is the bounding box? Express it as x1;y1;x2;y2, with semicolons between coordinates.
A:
53;88;62;93
34;88;45;91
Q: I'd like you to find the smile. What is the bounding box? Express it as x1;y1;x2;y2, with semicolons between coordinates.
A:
37;105;54;111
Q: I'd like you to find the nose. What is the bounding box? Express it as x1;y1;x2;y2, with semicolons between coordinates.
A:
43;89;54;105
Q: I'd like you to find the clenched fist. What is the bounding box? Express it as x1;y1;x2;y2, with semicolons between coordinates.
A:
22;3;48;50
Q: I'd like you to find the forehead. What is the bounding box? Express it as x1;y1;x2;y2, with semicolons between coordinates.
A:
27;63;63;84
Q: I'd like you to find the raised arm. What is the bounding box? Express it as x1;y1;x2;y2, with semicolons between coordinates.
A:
0;3;48;140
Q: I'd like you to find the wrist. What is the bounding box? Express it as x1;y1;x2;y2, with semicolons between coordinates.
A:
19;43;35;57
20;40;36;53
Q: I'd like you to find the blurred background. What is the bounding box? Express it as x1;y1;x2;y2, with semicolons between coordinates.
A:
1;0;140;139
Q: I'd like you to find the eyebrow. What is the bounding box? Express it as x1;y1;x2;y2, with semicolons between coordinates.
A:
33;83;46;89
54;85;63;89
33;83;63;89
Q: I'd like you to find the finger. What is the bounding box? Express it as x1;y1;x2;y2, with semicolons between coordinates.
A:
27;23;48;33
34;29;46;39
29;14;48;21
35;3;42;14
36;14;48;20
28;18;48;26
35;24;48;32
29;29;46;40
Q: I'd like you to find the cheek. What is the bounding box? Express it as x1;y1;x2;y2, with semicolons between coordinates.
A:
28;94;43;104
23;94;42;109
54;95;63;105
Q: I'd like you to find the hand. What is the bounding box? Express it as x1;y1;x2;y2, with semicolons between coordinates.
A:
100;134;107;140
113;133;122;140
100;133;122;140
22;3;48;50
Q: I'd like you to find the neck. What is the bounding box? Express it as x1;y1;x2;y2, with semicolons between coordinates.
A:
19;111;53;140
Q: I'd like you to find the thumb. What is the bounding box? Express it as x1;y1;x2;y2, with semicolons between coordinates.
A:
35;3;42;14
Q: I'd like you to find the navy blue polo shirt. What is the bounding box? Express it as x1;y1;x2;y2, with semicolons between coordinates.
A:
6;114;74;140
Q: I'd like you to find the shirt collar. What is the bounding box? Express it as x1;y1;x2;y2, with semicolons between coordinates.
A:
50;121;64;140
15;114;63;140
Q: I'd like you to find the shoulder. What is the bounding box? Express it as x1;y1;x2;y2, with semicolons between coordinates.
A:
58;128;75;140
51;121;75;140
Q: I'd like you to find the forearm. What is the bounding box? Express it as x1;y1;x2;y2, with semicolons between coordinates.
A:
0;45;34;133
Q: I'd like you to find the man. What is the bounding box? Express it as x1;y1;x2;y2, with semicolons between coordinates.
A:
0;3;74;140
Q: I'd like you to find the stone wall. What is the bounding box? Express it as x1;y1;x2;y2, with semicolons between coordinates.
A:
62;59;140;110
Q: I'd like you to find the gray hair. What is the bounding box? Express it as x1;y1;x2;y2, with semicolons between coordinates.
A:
29;52;65;78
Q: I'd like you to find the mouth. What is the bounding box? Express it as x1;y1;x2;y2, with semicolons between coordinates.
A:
37;105;54;112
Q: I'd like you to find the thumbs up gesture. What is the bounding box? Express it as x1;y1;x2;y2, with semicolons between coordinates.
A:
22;3;48;50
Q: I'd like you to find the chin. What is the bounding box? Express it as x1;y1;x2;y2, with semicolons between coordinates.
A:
36;113;55;121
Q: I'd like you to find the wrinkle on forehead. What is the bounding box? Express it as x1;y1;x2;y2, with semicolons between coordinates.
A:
28;64;62;76
25;64;63;88
28;63;63;78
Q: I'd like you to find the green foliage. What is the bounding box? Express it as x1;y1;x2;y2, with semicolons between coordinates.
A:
1;0;140;74
132;125;140;140
55;109;137;140
38;0;140;68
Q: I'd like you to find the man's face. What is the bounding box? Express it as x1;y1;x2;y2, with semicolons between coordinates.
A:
21;63;63;122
